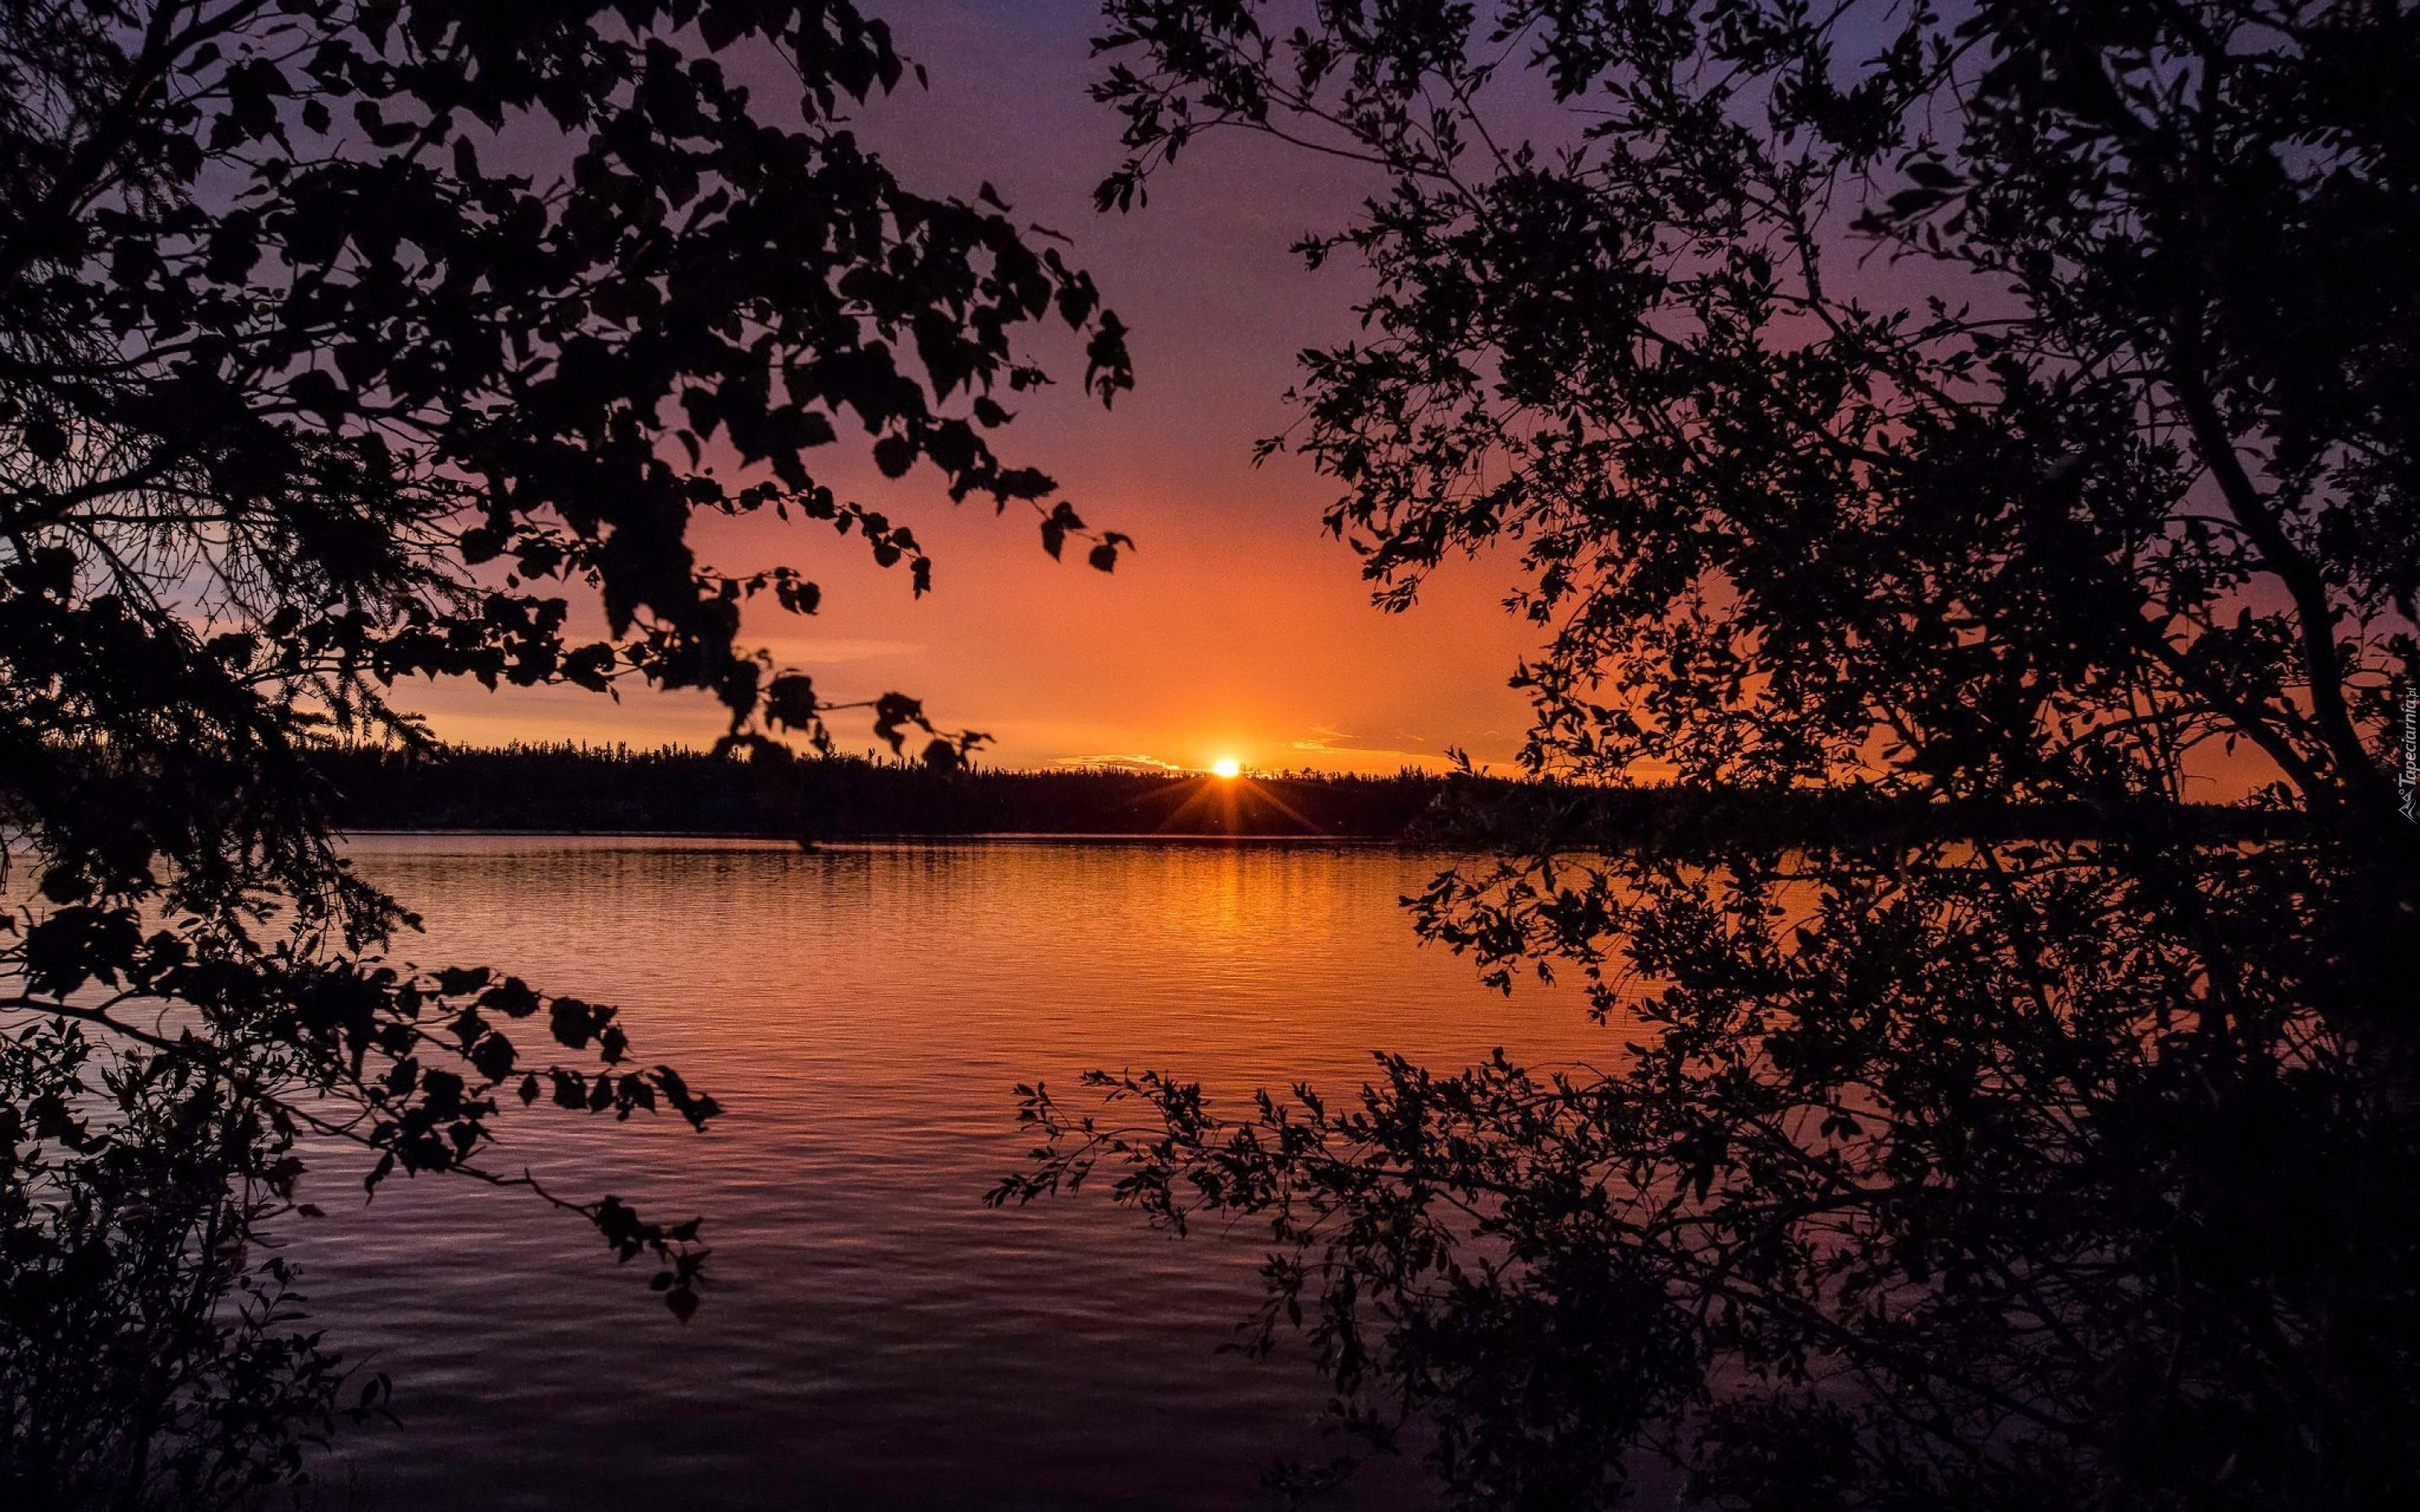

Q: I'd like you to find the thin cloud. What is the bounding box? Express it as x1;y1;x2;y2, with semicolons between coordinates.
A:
1053;753;1188;774
765;638;928;665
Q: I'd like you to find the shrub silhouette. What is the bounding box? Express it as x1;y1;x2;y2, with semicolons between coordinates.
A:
0;2;1128;1503
1002;4;2420;1507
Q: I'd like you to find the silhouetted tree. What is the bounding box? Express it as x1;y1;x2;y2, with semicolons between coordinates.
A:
0;2;1128;1503
1003;4;2420;1508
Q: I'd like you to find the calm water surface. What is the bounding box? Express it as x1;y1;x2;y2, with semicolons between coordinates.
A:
288;837;1628;1510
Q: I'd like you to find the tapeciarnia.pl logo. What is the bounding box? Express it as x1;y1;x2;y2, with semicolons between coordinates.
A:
2402;690;2418;822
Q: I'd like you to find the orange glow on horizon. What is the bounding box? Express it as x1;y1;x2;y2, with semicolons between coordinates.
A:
1210;757;1243;779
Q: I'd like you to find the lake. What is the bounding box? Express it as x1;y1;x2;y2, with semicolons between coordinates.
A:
286;836;1627;1510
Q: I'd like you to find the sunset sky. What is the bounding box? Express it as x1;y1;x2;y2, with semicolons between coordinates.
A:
408;0;1545;774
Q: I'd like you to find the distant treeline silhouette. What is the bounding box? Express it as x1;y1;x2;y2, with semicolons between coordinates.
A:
312;743;2293;848
313;743;1450;838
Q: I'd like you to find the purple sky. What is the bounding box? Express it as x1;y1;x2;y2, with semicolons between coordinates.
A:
416;1;1546;773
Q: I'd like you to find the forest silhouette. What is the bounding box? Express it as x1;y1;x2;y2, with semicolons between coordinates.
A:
5;2;2418;1510
314;741;2301;849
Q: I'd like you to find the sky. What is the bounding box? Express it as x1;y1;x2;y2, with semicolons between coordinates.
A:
408;0;1547;775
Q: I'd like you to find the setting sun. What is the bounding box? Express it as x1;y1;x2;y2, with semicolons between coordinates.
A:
1210;757;1242;780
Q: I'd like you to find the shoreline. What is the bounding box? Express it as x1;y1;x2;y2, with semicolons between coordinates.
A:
337;827;1440;847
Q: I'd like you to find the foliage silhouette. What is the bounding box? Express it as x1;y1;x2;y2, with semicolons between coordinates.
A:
1000;3;2420;1508
0;1;1128;1503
